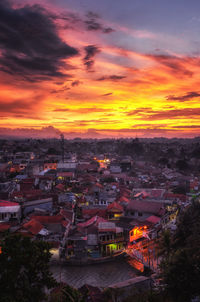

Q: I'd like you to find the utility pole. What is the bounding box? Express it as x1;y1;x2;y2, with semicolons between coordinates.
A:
60;133;64;163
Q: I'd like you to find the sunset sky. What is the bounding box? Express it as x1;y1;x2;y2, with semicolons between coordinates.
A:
1;0;200;138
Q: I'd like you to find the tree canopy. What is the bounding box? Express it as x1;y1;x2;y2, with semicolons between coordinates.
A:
0;234;56;302
159;200;200;302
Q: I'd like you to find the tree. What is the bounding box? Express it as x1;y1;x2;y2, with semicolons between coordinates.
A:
175;159;188;171
0;234;56;302
159;201;200;302
158;230;172;260
50;284;88;302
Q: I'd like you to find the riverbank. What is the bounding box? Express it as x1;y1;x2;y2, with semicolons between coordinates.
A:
51;257;139;288
50;250;125;266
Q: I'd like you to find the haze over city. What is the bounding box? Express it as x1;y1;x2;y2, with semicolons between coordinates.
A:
1;0;200;138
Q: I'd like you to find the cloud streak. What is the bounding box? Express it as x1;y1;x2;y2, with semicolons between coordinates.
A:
97;75;126;81
166;91;200;102
126;107;200;120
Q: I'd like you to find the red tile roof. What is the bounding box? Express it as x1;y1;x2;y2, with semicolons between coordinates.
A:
0;200;19;207
82;209;107;219
107;202;123;212
164;193;186;202
31;215;64;224
145;215;161;224
23;219;43;235
57;172;74;177
118;196;130;203
77;215;107;228
55;183;65;191
93;183;103;189
0;223;10;232
127;200;164;215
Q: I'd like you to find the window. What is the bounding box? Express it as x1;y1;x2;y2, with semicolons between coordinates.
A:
138;212;143;217
131;211;135;216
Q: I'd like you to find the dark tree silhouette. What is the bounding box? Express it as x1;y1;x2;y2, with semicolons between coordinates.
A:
159;201;200;302
0;234;56;302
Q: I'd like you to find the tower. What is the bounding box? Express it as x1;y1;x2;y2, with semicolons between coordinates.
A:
60;133;64;163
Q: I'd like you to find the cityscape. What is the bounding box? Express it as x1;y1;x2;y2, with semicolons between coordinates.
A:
0;0;200;301
0;137;200;301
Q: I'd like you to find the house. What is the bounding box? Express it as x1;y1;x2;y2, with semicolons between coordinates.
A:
126;200;164;221
110;163;122;174
120;159;132;172
65;227;88;259
65;217;124;259
98;221;124;256
18;178;35;191
22;219;48;236
107;202;124;220
0;200;21;222
22;197;53;215
57;162;77;171
44;162;57;170
30;215;69;237
129;225;149;243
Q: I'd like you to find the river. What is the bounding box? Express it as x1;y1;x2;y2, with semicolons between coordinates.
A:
51;257;138;288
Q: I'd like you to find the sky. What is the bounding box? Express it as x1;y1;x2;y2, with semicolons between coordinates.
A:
1;0;200;138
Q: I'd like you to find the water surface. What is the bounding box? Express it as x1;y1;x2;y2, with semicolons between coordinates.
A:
51;258;138;288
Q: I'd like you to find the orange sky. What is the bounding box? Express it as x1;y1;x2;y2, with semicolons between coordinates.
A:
1;0;200;138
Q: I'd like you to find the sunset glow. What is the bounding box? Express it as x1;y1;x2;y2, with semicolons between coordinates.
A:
1;0;200;138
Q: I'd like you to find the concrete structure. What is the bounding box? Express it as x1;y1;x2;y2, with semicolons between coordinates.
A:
0;200;21;222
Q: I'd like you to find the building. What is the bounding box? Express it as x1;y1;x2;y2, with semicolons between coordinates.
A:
0;200;21;222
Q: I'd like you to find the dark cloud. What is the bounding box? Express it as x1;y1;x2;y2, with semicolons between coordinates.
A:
166;91;200;102
84;11;114;34
97;75;126;81
71;80;81;87
83;45;100;70
173;125;200;128
0;1;78;82
51;86;70;94
101;92;113;96
0;95;44;119
103;27;115;33
149;108;200;120
86;11;100;19
126;108;200;120
126;107;152;116
53;108;69;112
95;128;176;134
